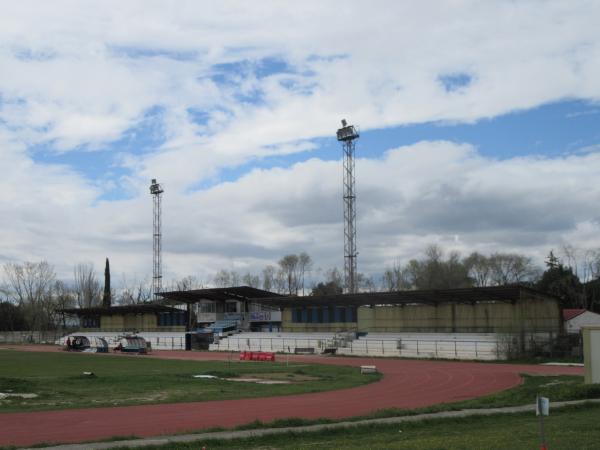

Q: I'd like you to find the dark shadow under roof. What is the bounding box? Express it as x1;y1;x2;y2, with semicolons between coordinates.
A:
158;286;282;304
257;285;556;307
59;304;181;316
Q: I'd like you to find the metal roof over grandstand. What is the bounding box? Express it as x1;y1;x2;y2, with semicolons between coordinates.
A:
257;285;553;307
60;304;180;315
158;286;282;304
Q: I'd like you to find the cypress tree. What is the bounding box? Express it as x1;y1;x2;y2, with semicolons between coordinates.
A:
103;258;111;307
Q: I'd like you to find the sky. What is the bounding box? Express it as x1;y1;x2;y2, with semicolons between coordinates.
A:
1;1;600;288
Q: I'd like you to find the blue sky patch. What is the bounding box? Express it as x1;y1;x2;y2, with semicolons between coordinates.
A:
31;106;168;201
12;47;57;61
359;99;600;159
29;99;600;200
108;45;199;61
438;73;473;92
187;99;600;192
211;56;293;85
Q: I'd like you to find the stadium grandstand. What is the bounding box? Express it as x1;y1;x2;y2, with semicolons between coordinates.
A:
59;285;562;359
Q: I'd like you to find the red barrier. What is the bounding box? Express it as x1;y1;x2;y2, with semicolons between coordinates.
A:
239;351;275;362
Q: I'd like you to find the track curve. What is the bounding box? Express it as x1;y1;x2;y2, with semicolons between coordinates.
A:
0;346;583;447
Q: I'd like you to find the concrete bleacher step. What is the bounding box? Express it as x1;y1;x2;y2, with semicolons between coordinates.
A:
210;331;504;360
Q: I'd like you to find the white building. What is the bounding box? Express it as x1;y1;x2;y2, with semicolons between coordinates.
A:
563;309;600;334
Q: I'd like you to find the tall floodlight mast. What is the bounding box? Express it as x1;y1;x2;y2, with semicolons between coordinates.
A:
150;179;164;300
336;119;359;294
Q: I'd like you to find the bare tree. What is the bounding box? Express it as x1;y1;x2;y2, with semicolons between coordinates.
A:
52;280;75;328
212;270;241;287
404;259;422;288
175;275;202;291
387;246;473;290
463;252;491;287
298;252;313;295
262;265;276;292
73;263;101;308
381;262;411;291
561;244;579;276
213;269;231;288
278;254;300;295
120;275;154;304
274;268;287;294
325;267;344;287
559;245;600;284
357;273;378;292
311;267;343;295
583;250;600;284
4;261;56;331
488;253;539;285
242;272;260;288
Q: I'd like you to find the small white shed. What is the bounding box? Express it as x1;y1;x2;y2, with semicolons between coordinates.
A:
564;309;600;334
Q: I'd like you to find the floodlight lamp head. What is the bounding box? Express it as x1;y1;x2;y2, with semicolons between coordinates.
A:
336;119;359;142
150;179;163;195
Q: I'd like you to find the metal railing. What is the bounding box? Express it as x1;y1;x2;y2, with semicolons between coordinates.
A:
212;336;333;353
0;330;70;345
67;327;186;333
209;336;549;360
346;338;501;360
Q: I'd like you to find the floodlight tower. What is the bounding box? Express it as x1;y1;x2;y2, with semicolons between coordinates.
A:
336;119;360;294
150;178;164;300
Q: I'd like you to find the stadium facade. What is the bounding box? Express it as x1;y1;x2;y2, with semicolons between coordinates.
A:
61;285;561;336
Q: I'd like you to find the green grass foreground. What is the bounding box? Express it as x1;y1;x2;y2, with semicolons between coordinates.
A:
0;349;380;412
111;403;600;450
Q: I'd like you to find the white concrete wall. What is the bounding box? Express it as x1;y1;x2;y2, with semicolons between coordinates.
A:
210;332;514;360
338;333;502;360
210;332;337;353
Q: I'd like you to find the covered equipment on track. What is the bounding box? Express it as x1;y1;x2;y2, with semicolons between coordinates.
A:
115;336;149;354
67;336;109;353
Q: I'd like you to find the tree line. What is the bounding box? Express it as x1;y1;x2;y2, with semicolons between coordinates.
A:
0;259;152;331
2;244;599;331
171;245;600;311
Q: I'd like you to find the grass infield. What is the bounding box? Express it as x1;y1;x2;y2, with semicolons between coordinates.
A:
0;349;380;412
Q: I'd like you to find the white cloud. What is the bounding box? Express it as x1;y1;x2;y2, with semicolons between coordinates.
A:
1;2;600;285
3;137;600;284
90;142;600;280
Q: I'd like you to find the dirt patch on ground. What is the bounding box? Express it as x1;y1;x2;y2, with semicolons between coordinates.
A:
94;392;171;404
226;378;290;384
245;372;320;382
0;392;38;399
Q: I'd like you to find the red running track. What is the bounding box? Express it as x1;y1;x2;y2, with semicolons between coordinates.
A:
0;346;583;447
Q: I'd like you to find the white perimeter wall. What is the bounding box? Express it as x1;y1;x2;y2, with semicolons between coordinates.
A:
209;332;552;361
